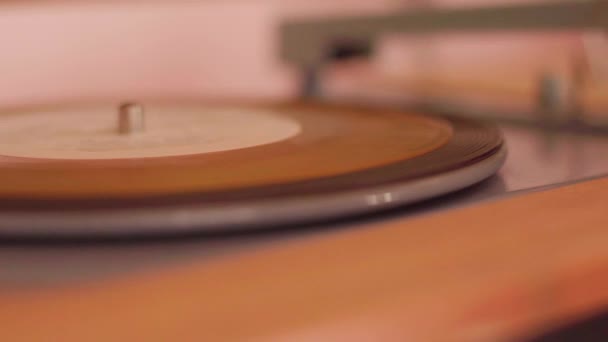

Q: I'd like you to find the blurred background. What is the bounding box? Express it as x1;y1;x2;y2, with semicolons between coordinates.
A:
0;0;605;119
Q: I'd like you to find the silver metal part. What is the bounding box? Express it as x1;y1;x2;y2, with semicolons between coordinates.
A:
0;146;506;237
282;0;608;129
281;0;607;66
118;102;145;134
537;72;568;126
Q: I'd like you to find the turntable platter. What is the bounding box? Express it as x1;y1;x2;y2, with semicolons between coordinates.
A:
0;102;505;236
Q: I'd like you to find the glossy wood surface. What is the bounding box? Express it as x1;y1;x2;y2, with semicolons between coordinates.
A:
1;176;608;341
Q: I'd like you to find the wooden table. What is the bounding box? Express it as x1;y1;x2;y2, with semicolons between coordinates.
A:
1;176;608;341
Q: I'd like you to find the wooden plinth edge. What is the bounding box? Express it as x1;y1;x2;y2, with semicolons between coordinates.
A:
1;176;608;341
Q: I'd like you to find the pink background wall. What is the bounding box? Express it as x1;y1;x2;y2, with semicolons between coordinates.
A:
0;1;595;107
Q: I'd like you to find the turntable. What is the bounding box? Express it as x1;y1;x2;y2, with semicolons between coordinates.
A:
0;100;504;235
1;1;608;341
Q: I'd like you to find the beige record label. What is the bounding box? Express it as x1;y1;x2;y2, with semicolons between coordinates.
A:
0;104;302;160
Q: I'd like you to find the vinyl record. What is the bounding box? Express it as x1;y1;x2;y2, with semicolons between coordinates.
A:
0;101;505;236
